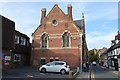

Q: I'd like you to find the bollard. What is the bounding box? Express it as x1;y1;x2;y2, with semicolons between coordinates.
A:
69;67;80;79
69;71;73;78
77;67;79;72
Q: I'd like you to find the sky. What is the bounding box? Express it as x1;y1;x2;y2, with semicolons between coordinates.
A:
0;1;119;50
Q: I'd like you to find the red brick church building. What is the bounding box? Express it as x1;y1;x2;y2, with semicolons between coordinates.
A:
31;4;88;68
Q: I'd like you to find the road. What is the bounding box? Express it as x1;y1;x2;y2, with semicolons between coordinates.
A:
2;66;69;80
92;65;119;80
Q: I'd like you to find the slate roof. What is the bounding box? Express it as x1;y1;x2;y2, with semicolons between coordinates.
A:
73;20;84;30
107;33;120;52
107;42;120;52
115;34;120;40
107;45;114;52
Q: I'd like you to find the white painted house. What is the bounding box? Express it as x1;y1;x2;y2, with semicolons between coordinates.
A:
107;32;120;71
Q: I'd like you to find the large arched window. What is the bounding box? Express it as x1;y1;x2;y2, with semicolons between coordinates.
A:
62;32;70;47
41;34;48;48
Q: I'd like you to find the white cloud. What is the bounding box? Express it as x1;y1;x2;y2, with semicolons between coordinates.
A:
1;3;41;39
82;2;118;22
86;31;116;50
1;2;118;48
71;2;118;23
0;2;4;13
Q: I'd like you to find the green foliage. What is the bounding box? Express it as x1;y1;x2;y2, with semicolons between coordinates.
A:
88;49;99;62
96;52;99;59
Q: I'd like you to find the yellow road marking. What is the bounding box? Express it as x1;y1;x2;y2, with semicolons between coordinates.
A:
91;70;95;80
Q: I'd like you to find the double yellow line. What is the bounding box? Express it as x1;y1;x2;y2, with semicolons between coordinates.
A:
91;69;95;80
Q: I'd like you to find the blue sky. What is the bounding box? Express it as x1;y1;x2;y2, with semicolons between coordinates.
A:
0;1;119;50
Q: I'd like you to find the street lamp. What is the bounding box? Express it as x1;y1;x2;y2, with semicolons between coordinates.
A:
78;43;82;73
79;33;83;73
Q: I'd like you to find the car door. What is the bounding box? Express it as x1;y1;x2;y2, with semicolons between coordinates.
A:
45;62;55;72
54;62;64;72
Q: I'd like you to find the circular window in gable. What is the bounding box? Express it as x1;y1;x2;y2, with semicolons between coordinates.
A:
52;19;58;26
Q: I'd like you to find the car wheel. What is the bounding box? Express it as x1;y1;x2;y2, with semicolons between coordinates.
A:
41;68;46;73
60;69;66;74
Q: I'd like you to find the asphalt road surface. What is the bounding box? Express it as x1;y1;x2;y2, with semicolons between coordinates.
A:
2;66;69;80
91;65;119;80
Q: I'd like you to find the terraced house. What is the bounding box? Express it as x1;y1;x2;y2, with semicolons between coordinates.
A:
31;4;88;68
107;32;120;71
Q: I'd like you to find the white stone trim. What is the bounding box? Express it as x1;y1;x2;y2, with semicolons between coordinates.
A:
34;35;81;39
34;47;82;50
41;57;46;59
55;57;59;59
50;57;54;59
35;33;81;37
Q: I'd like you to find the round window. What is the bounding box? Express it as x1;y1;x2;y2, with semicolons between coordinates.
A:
52;20;58;26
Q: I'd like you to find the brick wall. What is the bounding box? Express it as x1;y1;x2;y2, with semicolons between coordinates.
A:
31;4;82;68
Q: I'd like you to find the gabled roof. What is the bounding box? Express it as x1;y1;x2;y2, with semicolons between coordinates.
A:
47;4;66;17
113;42;120;49
107;45;114;52
0;14;15;24
32;4;66;35
115;33;120;40
73;19;83;30
32;25;41;36
107;42;120;52
15;30;29;38
32;4;85;35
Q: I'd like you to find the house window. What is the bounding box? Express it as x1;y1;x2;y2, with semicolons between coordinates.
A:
40;58;46;65
52;19;58;26
4;56;11;65
21;37;26;45
15;35;19;44
27;41;29;47
118;48;120;55
14;54;21;62
62;32;70;47
118;58;120;67
41;34;48;48
50;57;54;62
55;57;59;61
112;60;114;66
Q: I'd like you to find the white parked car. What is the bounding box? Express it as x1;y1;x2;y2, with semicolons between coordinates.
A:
39;61;70;74
92;61;96;66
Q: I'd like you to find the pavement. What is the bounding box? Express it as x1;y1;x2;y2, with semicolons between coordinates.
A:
99;66;119;76
76;72;89;79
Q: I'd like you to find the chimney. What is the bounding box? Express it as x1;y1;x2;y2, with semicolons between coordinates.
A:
41;8;46;24
67;4;72;21
82;13;84;19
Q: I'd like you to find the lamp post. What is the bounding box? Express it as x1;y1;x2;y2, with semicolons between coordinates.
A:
80;45;82;73
79;33;83;73
31;35;34;66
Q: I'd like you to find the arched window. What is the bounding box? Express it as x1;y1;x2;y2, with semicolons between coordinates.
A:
62;32;70;47
41;34;48;48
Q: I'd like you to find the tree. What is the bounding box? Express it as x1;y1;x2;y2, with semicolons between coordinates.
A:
88;49;99;62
